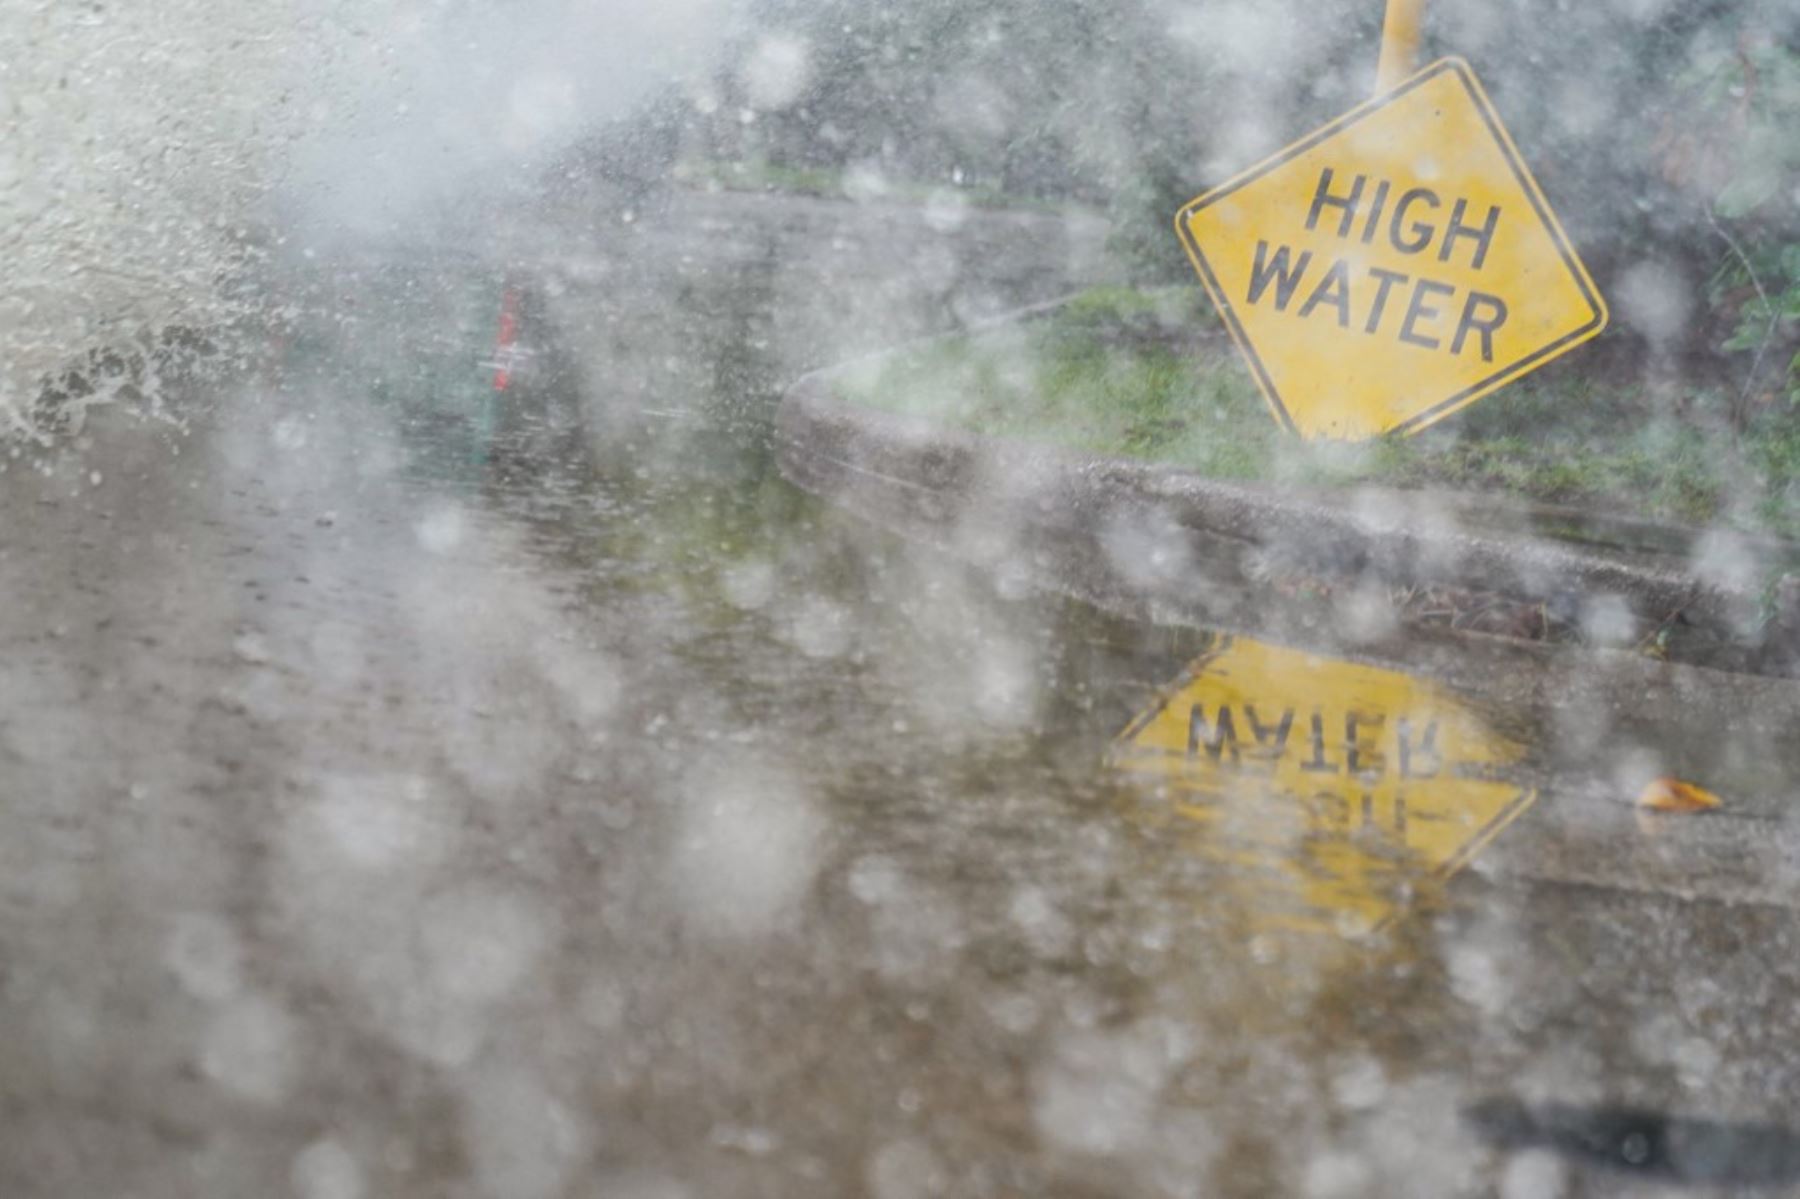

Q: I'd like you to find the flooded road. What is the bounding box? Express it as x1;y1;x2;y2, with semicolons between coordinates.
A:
4;195;1800;1198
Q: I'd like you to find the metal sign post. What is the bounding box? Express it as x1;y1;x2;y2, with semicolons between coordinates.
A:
1375;0;1427;93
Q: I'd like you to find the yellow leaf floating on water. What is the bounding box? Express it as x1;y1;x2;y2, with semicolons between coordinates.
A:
1635;777;1722;813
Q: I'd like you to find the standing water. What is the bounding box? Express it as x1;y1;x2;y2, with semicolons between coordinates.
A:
6;2;1800;1193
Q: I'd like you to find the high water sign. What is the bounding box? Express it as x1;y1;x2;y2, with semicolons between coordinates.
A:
1111;635;1540;937
1175;58;1607;440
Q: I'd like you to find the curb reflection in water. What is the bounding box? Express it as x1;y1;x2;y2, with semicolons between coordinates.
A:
1110;633;1538;937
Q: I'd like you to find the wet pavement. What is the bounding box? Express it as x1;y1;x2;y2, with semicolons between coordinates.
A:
3;194;1799;1198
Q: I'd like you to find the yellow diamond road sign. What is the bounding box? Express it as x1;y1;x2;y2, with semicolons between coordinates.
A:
1175;58;1607;440
1110;635;1539;936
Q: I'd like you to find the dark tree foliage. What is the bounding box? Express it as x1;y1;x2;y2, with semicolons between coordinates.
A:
560;0;1797;380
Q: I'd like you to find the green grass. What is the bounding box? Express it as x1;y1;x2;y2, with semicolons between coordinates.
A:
837;286;1800;540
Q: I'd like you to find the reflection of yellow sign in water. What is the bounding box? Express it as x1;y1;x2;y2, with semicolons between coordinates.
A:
1174;58;1606;441
1110;635;1537;936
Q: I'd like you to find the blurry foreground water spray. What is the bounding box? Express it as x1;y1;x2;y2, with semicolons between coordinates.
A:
0;0;729;430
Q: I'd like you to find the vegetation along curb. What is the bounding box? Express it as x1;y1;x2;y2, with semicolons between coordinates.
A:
775;304;1800;680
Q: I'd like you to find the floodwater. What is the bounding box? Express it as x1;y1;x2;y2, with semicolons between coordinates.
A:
3;192;1799;1198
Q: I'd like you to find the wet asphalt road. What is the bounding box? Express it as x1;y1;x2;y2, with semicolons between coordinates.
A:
3;193;1799;1198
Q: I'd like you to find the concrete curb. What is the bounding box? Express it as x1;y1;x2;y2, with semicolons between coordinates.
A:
774;319;1798;673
